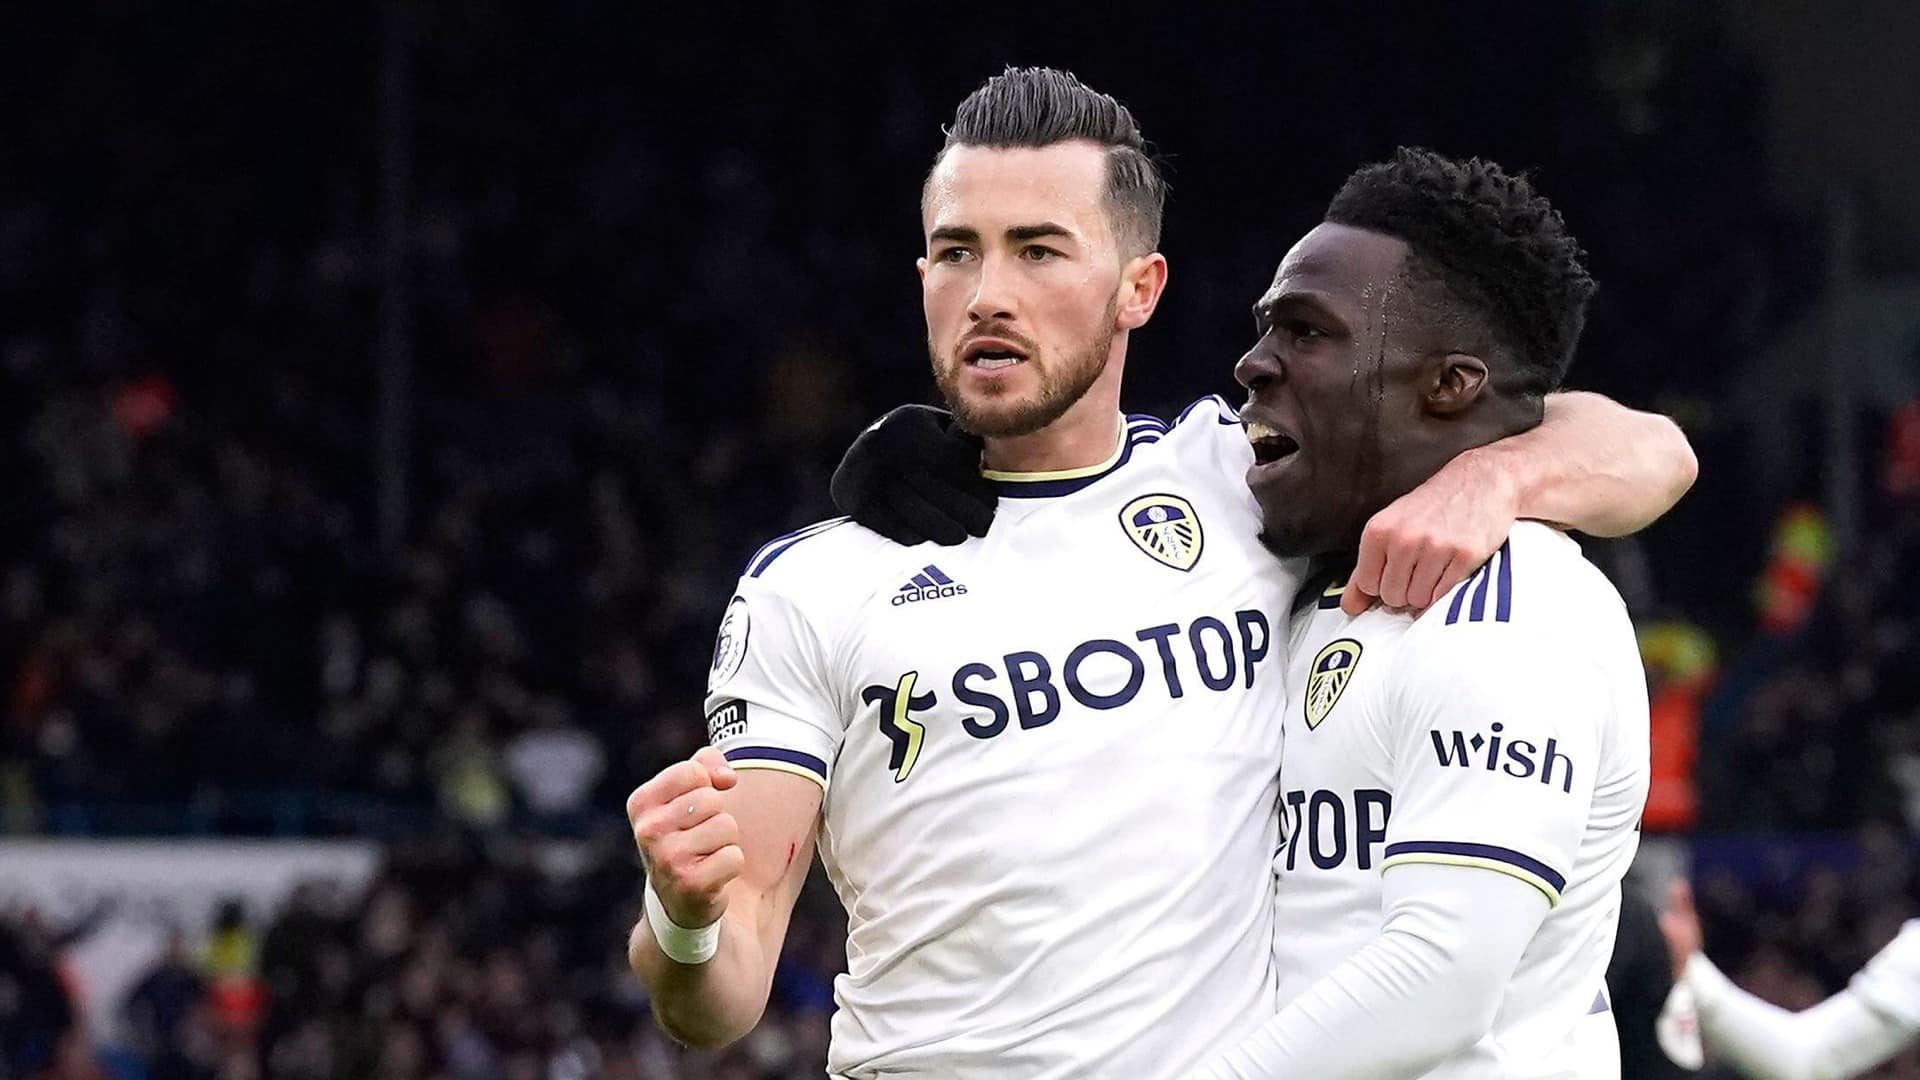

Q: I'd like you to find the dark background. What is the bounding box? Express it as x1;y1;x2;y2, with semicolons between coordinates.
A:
2;2;1918;1077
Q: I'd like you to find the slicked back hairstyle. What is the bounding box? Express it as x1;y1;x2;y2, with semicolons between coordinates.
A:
1325;147;1596;397
928;66;1166;256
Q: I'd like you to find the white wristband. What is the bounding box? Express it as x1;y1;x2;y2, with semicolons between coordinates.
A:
1657;975;1705;1070
644;880;720;965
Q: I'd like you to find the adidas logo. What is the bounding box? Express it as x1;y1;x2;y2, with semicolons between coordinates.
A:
893;565;969;606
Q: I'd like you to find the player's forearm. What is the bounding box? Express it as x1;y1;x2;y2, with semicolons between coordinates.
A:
1188;864;1545;1079
629;906;779;1048
1482;390;1697;537
1684;952;1916;1080
625;761;823;1049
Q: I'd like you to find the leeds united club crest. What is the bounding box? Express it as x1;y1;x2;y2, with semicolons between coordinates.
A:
1120;494;1204;572
1305;638;1363;729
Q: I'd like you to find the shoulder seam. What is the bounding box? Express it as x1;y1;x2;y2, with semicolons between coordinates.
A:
747;517;854;578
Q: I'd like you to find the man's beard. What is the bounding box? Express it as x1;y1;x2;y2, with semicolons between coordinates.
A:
930;307;1117;439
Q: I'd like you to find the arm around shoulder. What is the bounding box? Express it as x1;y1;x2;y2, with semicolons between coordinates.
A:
1493;390;1697;537
1338;391;1695;612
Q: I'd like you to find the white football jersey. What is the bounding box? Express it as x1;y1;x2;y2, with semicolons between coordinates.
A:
704;400;1303;1079
1853;920;1920;1029
1271;522;1650;1079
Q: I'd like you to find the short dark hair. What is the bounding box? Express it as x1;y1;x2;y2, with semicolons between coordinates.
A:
928;66;1166;256
1325;147;1595;396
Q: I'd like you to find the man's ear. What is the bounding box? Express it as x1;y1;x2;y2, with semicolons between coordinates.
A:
1425;353;1489;416
1114;251;1169;331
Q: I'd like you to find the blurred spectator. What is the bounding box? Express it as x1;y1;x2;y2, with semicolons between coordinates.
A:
0;916;79;1078
1754;503;1835;636
122;933;206;1080
503;701;605;831
21;839;844;1078
1887;401;1920;502
432;707;511;830
201;899;267;1044
1640;618;1718;832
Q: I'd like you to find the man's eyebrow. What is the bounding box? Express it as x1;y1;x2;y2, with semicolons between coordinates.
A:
1252;295;1299;323
1254;290;1346;324
1006;222;1074;243
928;226;980;244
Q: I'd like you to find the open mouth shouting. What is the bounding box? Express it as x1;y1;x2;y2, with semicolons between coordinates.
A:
960;336;1031;375
1244;417;1301;466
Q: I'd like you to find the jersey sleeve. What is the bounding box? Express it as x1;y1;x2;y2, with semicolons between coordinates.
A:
1375;614;1611;907
702;572;846;791
1850;920;1920;1028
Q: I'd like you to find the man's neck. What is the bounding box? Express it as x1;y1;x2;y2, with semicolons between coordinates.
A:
981;405;1124;474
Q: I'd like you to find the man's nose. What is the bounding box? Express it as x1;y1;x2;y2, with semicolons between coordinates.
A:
1235;345;1283;392
966;254;1018;323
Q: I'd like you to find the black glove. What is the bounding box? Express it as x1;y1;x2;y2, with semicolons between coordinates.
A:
831;405;996;546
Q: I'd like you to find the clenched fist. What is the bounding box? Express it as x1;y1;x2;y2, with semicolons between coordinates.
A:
1341;447;1520;614
627;747;746;929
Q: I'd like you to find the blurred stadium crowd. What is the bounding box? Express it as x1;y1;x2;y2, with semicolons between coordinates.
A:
3;4;1919;1079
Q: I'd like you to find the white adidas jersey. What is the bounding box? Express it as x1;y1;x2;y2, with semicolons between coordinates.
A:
704;400;1303;1079
1271;523;1650;1079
